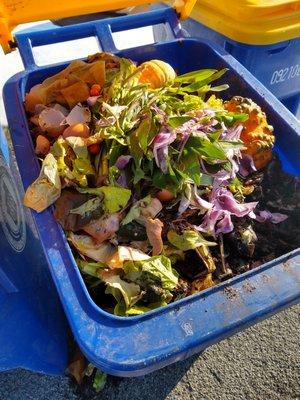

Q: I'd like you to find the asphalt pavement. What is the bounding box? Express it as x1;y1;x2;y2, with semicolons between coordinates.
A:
0;304;299;400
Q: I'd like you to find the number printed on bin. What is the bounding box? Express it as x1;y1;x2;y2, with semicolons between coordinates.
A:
181;322;194;336
271;64;300;85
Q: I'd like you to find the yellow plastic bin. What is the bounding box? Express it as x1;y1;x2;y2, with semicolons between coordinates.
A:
181;0;300;118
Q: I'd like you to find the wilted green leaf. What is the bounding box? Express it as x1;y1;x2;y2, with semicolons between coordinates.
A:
98;186;131;213
167;230;216;251
78;186;131;214
77;259;106;278
168;116;191;128
93;370;107;392
103;273;141;308
70;197;103;218
121;195;153;225
125;300;168;315
175;69;217;83
124;255;178;291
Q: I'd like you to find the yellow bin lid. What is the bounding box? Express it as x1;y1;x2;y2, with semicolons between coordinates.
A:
0;0;196;52
189;0;300;45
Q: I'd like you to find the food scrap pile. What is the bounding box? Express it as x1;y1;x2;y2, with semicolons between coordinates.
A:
23;52;298;316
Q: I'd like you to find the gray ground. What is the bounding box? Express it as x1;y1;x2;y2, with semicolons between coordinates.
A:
0;304;299;400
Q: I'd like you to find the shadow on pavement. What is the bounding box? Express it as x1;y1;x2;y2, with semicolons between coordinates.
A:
80;354;199;400
0;354;198;400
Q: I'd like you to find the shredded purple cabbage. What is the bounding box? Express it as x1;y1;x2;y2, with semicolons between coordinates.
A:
196;186;258;236
239;154;257;177
221;124;243;141
115;155;132;170
153;130;176;174
254;210;288;224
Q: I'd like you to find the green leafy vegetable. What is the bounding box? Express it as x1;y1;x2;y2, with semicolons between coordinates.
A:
51;137;94;187
98;186;131;213
168;116;192;128
167;230;216;251
184;136;227;161
50;137;70;178
124;256;179;291
125;300;168;315
216;111;249;126
102;273;141;309
77;259;106;278
70;197;103;218
121;195;152;225
93;370;107;392
78;186;131;214
66;137;95;186
175;69;218;83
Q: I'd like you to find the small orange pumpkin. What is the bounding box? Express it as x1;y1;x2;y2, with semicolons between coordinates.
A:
224;96;275;169
138;60;176;89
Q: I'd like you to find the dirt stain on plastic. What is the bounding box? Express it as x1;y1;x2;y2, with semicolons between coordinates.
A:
283;261;291;270
242;281;256;293
262;274;271;283
223;287;239;300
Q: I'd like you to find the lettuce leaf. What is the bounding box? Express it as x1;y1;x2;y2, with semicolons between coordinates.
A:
69;197;103;218
124;255;178;291
98;186;131;213
125;300;168;316
77;259;106;278
66;137;95;187
51;137;95;187
50;137;71;178
122;195;162;225
77;186;131;214
102;273;141;309
167;230;216;251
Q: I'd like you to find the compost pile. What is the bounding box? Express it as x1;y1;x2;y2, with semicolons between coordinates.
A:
23;52;299;316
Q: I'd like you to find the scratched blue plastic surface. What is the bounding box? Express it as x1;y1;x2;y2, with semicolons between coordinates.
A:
2;7;300;376
180;18;300;119
0;127;69;374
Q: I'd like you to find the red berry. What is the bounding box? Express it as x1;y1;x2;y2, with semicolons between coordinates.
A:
88;143;101;155
90;84;101;97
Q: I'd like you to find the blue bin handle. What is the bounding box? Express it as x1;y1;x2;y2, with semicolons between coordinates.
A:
14;7;184;70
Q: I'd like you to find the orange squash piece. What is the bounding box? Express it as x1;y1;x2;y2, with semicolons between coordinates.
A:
224;96;275;169
139;60;176;89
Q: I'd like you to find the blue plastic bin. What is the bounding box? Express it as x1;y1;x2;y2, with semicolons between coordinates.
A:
181;19;300;119
0;126;69;374
2;7;300;377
